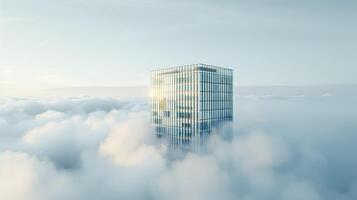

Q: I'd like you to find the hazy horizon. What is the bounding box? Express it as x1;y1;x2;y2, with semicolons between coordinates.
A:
1;84;356;99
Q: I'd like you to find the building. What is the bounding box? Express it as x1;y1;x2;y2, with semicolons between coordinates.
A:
151;64;233;151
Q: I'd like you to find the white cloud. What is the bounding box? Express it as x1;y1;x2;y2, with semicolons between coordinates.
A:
157;154;234;200
0;96;356;200
35;110;67;121
0;151;76;200
281;182;321;200
100;112;164;167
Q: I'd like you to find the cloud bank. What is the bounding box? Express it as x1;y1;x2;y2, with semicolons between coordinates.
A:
0;95;356;200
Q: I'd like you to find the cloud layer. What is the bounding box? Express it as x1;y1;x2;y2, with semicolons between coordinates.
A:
0;95;357;200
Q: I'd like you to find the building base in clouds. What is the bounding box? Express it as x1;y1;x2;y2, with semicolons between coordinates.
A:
158;122;234;156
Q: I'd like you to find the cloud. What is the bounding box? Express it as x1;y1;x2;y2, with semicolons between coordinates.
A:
34;110;67;121
22;115;105;169
281;182;321;200
0;151;76;200
0;94;356;200
157;154;234;200
100;111;164;167
0;97;142;148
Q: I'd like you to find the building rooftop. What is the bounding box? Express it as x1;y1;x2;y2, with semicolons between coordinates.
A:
151;63;233;73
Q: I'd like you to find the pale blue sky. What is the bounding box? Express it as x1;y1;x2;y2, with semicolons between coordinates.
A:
1;0;356;88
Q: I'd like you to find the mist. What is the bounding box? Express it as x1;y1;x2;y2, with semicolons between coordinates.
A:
1;86;357;200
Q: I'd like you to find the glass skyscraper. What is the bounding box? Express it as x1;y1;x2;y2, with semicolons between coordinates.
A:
151;64;233;151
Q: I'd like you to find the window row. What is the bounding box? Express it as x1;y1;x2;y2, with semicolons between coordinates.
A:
152;101;233;110
199;72;232;85
151;72;232;86
152;83;232;93
152;109;232;122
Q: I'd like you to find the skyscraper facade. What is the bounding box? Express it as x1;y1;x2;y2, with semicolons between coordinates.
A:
151;64;233;150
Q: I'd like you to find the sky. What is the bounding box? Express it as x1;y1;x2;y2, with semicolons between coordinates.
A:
1;0;357;89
